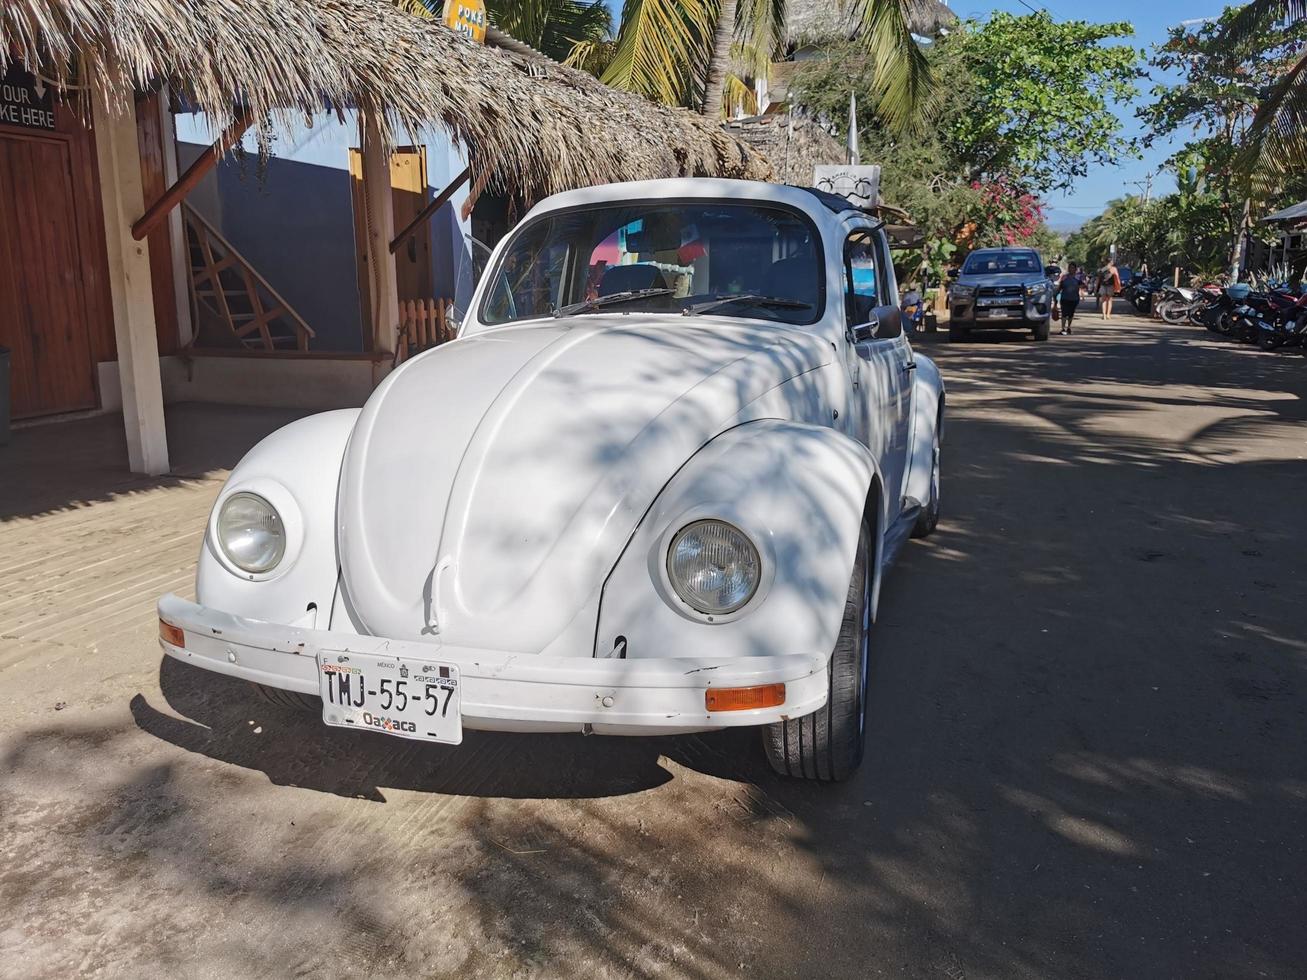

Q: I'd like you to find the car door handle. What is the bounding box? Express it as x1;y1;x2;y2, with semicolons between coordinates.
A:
902;361;917;373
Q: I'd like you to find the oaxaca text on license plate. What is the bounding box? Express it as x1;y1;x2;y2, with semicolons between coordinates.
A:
317;650;462;744
978;308;1015;318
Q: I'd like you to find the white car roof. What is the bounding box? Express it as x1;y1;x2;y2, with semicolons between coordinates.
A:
519;178;857;229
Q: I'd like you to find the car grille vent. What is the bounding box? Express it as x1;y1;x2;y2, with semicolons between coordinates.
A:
977;286;1023;297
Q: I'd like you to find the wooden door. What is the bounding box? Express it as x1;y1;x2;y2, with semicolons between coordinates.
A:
0;130;98;418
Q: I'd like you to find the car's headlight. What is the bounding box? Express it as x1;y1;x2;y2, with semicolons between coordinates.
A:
216;492;286;573
667;520;761;615
952;284;974;297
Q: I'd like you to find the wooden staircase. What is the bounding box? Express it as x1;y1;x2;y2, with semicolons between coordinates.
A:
183;204;316;352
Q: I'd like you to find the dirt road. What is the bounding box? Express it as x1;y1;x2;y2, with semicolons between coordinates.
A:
2;312;1305;979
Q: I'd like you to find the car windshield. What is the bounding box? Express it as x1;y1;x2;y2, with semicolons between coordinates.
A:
480;202;822;326
962;251;1040;275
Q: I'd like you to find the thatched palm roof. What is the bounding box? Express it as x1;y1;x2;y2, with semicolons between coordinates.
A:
725;112;844;186
786;0;956;46
0;0;771;200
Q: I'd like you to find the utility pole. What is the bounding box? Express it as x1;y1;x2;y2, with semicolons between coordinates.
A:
1127;173;1155;204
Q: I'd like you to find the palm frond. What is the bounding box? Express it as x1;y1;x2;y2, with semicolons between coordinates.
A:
736;0;785;69
852;0;935;134
1224;0;1307;45
724;73;759;116
1242;47;1307;189
601;0;714;106
564;36;618;75
485;0;612;62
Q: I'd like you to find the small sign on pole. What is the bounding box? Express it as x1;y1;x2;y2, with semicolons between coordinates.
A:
0;64;56;131
443;0;488;43
814;164;881;210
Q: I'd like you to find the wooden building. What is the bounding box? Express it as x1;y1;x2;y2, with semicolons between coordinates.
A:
0;0;770;473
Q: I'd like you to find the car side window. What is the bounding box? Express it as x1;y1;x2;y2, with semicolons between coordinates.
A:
844;231;881;326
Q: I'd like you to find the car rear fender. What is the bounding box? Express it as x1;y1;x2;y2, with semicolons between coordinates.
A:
904;354;944;510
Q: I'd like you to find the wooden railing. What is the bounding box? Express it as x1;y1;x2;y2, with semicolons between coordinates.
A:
396;298;456;364
183;203;316;352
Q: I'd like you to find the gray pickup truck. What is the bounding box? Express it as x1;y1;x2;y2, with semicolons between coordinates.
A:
947;247;1055;342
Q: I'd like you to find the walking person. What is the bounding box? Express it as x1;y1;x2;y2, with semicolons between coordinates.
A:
1056;263;1085;335
1096;257;1120;320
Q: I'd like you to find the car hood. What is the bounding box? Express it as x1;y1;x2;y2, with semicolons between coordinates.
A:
336;316;830;653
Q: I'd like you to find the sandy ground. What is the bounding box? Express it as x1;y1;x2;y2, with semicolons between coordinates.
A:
2;309;1305;979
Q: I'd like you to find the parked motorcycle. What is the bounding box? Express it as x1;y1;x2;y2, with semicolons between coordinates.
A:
1154;285;1197;324
1232;285;1307;351
1189;283;1244;334
1123;276;1162;315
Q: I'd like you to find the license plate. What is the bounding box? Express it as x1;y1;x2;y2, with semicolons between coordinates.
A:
978;308;1016;318
317;650;462;744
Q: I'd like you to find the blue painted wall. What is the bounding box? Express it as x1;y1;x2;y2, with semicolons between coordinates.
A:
178;111;471;353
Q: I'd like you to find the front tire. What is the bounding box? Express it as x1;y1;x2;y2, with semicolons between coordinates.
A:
1032;317;1050;342
763;522;873;781
948;323;971;342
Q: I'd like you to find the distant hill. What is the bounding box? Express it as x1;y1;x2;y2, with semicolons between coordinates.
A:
1045;208;1089;233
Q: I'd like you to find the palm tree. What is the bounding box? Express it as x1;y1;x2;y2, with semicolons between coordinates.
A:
393;0;612;65
602;0;933;130
1223;0;1307;184
484;0;613;63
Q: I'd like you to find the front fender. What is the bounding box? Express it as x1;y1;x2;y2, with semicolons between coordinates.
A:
594;420;879;663
196;409;361;629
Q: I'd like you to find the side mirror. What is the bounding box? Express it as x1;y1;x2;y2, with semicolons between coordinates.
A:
1044;265;1059;278
946;268;959;280
850;304;903;343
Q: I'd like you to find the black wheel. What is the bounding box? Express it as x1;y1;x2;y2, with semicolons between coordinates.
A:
948;324;971;342
1032;317;1050;342
912;423;942;539
763;522;873;782
1160;302;1190;325
252;683;321;712
1258;333;1282;352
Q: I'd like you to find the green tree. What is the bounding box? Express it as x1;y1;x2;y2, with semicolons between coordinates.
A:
946;12;1140;195
1140;8;1307;275
790;16;1140;276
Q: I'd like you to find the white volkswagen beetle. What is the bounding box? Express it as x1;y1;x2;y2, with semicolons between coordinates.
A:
158;179;944;782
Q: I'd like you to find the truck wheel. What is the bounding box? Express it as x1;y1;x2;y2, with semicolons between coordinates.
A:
1032;317;1050;341
763;522;873;782
948;324;970;343
911;427;941;539
252;683;320;713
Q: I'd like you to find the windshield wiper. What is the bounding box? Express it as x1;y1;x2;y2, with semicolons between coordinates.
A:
554;288;675;318
683;294;813;316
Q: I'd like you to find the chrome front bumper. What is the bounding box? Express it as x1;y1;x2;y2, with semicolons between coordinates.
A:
157;594;828;736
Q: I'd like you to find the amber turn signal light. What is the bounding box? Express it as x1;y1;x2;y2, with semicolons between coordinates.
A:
159;619;185;648
705;683;785;712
